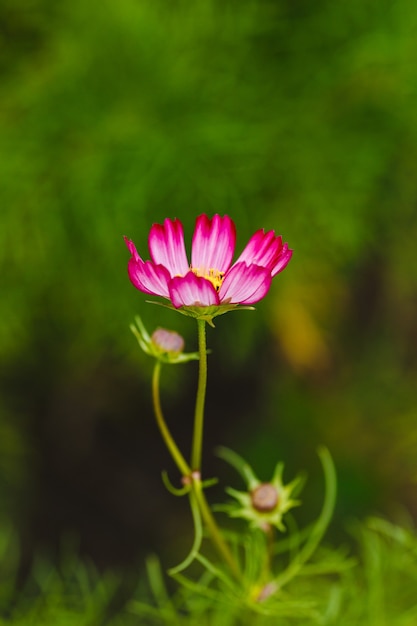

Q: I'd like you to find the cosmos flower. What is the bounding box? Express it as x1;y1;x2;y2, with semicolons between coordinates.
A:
124;214;292;321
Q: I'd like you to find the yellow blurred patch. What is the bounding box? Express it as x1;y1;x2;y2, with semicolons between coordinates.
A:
274;300;330;372
269;277;348;374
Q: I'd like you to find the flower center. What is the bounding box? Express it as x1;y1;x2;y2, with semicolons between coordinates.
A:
191;267;225;292
251;483;279;512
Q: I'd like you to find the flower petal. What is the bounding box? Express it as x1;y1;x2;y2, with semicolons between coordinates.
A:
169;272;220;308
125;236;171;296
219;263;272;305
124;241;169;300
191;214;236;273
127;258;172;298
148;218;189;277
124;236;141;262
234;229;291;274
271;243;293;277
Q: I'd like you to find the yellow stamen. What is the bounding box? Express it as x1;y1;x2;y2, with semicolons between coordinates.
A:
192;267;225;292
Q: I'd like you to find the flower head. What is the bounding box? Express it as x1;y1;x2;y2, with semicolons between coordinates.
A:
224;466;302;532
216;447;303;532
124;214;292;323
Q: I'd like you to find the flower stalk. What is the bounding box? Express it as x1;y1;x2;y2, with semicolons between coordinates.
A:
191;319;208;472
151;341;242;582
191;476;243;583
152;361;191;478
189;318;242;582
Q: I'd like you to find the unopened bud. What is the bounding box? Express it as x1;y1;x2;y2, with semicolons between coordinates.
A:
151;328;185;355
251;483;278;512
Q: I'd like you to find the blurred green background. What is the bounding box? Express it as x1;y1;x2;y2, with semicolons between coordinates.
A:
1;0;416;578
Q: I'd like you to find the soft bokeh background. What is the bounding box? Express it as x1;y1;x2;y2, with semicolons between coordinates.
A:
1;0;416;579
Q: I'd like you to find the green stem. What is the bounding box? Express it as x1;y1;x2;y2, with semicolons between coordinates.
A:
273;447;337;589
189;319;242;582
152;361;191;478
192;477;243;582
191;318;208;471
152;359;241;578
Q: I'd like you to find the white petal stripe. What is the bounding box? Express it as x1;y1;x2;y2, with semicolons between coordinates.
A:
148;218;189;276
271;244;293;276
169;273;219;308
191;214;236;273
220;263;272;305
235;230;284;270
128;259;171;298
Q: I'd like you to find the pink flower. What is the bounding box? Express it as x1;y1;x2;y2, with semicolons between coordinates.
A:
124;214;292;315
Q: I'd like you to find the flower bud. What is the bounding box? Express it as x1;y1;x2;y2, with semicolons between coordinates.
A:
151;328;185;355
251;483;278;512
217;448;303;532
130;316;199;364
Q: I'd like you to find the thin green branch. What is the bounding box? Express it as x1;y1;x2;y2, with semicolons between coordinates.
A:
192;478;243;583
168;490;203;575
191;318;208;471
152;361;191;478
273;447;337;590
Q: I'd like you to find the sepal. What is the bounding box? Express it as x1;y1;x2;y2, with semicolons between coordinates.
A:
146;301;255;327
